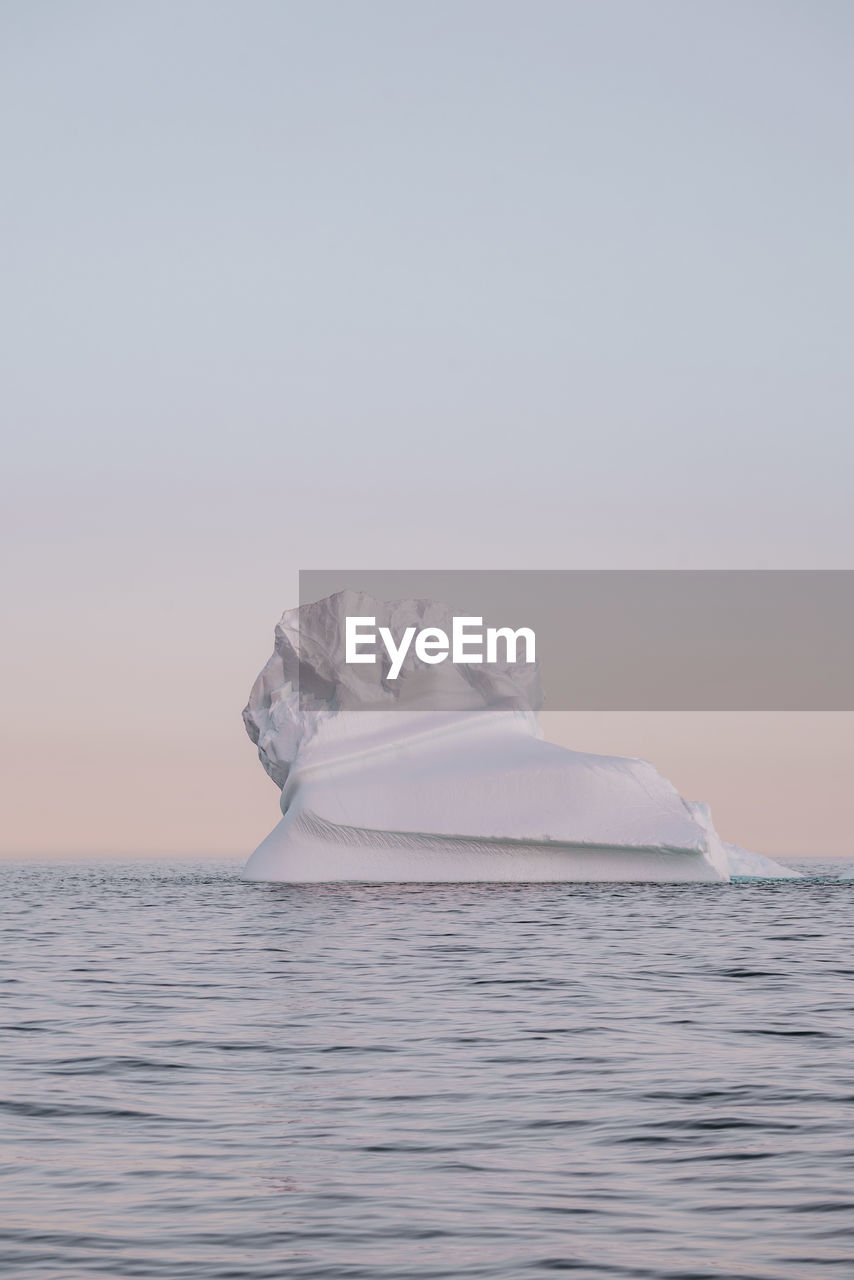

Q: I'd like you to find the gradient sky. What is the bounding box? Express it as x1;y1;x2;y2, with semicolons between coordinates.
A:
3;1;853;856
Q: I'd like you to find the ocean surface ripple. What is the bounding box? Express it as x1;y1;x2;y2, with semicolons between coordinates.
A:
1;858;853;1279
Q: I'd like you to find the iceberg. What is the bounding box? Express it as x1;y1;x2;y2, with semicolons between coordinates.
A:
242;592;799;884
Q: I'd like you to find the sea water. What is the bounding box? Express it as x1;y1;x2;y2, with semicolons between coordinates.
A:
1;858;853;1279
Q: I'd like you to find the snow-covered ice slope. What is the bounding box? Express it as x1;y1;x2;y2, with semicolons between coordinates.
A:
242;592;798;883
723;842;801;879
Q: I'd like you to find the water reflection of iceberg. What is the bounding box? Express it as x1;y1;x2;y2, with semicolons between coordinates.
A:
242;592;799;884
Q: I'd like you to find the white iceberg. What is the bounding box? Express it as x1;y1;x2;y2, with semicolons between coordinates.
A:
242;592;799;884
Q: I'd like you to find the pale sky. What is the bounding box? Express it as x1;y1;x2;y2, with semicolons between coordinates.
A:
3;1;853;857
